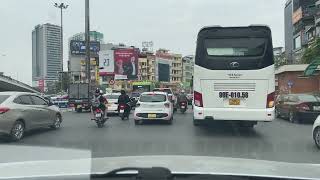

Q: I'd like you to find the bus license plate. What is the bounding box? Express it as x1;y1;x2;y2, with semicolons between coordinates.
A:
148;114;157;118
229;99;240;105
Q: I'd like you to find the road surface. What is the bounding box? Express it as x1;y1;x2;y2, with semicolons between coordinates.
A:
1;108;320;164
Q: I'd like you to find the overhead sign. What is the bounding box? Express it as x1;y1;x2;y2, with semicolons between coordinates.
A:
70;40;100;55
99;50;114;74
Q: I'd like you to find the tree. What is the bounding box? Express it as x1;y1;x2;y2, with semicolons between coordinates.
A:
274;53;287;69
302;37;320;64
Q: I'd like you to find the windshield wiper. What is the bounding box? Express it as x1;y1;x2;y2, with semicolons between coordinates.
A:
91;167;173;180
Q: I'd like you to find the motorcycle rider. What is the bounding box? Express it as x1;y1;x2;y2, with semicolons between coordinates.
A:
91;88;108;119
117;90;131;118
177;89;188;109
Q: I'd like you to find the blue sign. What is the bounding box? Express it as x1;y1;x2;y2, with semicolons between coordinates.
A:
288;80;294;88
70;40;100;55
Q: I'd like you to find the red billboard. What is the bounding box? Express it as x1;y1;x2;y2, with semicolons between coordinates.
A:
114;48;139;80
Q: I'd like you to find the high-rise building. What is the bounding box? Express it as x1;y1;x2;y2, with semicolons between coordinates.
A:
284;0;294;63
32;23;62;89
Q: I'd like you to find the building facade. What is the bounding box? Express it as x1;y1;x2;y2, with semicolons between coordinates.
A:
292;0;317;63
32;23;62;90
182;55;194;85
276;64;320;94
285;0;294;63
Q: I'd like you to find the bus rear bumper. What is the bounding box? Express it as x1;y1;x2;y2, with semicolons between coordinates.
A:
193;106;274;122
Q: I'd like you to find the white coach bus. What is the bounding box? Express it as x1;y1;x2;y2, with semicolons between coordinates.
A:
193;25;275;127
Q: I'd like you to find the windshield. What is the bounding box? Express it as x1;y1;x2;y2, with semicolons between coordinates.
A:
153;89;172;95
297;94;319;102
139;94;166;102
2;0;320;178
205;38;266;57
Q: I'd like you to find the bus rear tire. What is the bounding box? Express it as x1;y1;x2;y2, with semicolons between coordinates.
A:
240;121;256;128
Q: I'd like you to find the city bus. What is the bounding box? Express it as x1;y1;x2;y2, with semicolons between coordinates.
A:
193;25;275;127
132;81;155;93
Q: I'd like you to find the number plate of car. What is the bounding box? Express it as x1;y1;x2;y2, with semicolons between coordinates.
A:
229;99;240;105
148;114;157;118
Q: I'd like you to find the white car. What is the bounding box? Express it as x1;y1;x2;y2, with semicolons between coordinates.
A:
104;93;121;114
312;115;320;149
134;92;174;125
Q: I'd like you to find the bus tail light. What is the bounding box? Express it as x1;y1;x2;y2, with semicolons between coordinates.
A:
266;92;275;108
194;91;203;107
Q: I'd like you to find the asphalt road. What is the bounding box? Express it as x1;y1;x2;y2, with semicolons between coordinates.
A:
1;108;320;164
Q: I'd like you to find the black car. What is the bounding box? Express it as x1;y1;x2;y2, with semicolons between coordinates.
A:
275;94;320;123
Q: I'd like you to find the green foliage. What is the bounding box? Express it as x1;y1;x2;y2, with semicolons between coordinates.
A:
274;53;287;69
302;38;320;64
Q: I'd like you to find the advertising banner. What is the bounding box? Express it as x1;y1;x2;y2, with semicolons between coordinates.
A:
99;50;114;74
70;40;100;55
114;48;138;80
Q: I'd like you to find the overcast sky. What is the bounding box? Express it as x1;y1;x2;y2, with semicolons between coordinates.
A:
0;0;286;85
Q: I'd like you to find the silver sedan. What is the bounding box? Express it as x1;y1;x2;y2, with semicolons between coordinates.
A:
0;92;62;141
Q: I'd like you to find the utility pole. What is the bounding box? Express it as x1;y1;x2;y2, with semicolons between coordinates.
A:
85;0;91;94
54;2;68;92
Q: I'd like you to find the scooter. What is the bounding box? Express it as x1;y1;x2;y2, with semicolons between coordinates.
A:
180;101;187;114
119;103;130;120
92;108;107;128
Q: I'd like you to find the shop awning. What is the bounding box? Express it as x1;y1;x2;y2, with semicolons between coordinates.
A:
304;57;320;76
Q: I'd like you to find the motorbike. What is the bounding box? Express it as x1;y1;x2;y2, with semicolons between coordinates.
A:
179;101;188;114
92;108;107;128
118;103;130;120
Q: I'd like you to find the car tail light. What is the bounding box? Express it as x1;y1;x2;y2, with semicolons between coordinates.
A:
266;92;275;108
164;103;170;108
194;91;203;107
0;107;10;114
297;103;310;111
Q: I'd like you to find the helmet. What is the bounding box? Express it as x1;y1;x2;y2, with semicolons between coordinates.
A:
100;90;103;95
120;90;126;95
181;90;185;93
95;88;100;96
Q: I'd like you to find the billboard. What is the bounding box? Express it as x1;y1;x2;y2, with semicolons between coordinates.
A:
292;7;302;25
114;48;138;80
99;50;114;75
158;63;170;82
70;40;100;55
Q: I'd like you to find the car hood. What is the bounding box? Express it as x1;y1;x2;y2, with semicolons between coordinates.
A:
0;146;320;179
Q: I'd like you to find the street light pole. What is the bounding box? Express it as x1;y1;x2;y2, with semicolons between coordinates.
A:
85;0;91;93
54;2;68;92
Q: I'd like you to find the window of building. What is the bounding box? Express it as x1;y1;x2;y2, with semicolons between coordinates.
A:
294;35;301;49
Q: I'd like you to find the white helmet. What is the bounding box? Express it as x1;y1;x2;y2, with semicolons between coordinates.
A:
181;90;185;93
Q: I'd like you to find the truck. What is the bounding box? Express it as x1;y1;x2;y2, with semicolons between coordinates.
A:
68;83;91;113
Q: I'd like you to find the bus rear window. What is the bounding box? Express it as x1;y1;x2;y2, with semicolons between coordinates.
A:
205;38;266;57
